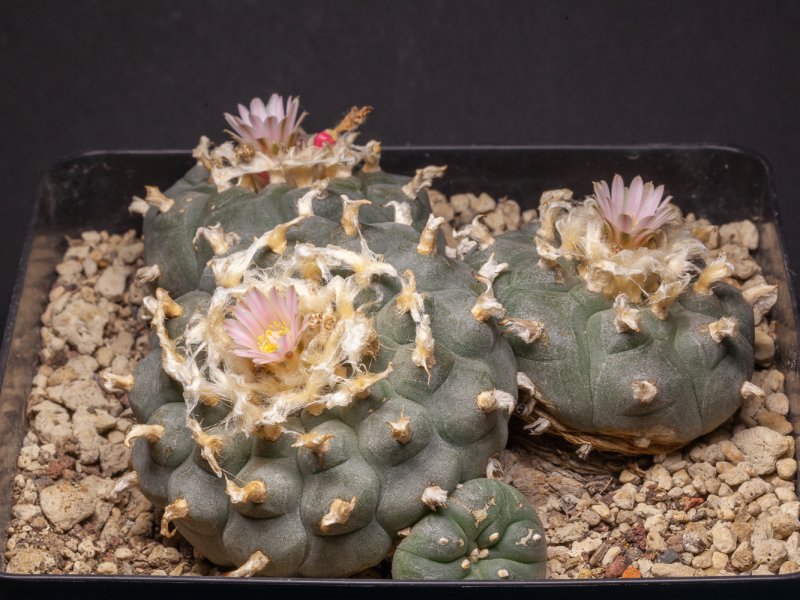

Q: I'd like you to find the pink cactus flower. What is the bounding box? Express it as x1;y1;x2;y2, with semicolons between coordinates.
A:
224;94;306;154
223;286;308;365
593;174;677;248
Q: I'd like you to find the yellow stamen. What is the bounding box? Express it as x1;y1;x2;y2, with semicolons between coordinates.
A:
257;320;291;354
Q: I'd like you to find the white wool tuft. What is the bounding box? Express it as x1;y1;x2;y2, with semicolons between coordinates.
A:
534;189;710;308
146;220;438;478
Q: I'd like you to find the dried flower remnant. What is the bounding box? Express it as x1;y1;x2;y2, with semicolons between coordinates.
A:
224;94;306;154
593;174;679;249
223;286;308;365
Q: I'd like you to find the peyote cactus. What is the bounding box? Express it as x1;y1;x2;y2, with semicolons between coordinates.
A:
120;96;518;577
465;176;762;455
131;94;440;298
392;478;547;580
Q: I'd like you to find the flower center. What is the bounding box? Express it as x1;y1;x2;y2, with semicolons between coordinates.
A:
257;320;291;354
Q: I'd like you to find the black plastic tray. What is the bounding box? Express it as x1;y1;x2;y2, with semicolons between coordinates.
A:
0;147;798;599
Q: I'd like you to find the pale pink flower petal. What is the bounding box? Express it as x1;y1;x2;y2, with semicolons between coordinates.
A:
247;287;270;319
593;181;612;217
223;321;253;347
225;112;243;134
231;303;264;340
625;176;643;215
593;174;677;248
265;93;284;118
611;175;625;211
250;97;267;120
640;185;667;218
224;93;305;154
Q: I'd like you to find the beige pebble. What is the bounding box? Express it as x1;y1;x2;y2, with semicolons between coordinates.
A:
81;231;101;245
740;478;773;503
83;258;98;277
450;193;472;213
97;561;118;575
719;466;749;487
764;369;785;393
581;509;601;526
770;512;800;539
431;201;455;221
483;209;506;233
521;208;537;224
718;440;745;464
692;550;713;569
720;243;760;279
711;551;729;570
731;542;754;570
705;477;722;496
711;522;737;554
51;298;110;354
95;346;114;368
753;539;788;572
95;265;131;300
114;547;134;560
755;411;793;436
591;503;612;522
427;189;447;205
765;393;789;415
118;242;144;264
499;199;522;229
776;458;798;480
612;484;637;510
754;329;776;365
39;481;97;531
470;192;496;213
647;531;667;552
6;548;58;574
732;427;791;476
719;220;759;250
56;260;83;278
651;562;697;577
779;560;800;574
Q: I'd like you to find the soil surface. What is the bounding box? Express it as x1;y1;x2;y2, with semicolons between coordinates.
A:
4;190;797;578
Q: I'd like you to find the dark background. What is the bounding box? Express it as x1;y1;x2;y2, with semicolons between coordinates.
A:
1;0;799;334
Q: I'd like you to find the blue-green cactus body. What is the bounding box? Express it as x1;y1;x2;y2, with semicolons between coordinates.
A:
143;165;432;298
468;225;755;454
130;205;516;576
392;478;547;580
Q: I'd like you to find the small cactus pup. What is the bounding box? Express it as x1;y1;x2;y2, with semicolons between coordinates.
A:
392;478;546;580
131;93;444;297
126;200;518;576
466;175;763;455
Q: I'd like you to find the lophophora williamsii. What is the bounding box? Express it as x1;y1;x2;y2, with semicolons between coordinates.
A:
116;95;518;577
465;175;775;456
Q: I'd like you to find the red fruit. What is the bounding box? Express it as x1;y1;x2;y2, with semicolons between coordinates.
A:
313;131;335;147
